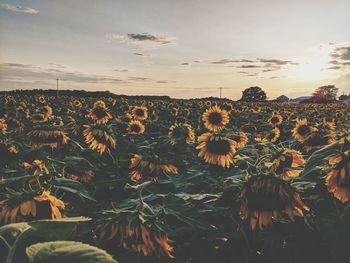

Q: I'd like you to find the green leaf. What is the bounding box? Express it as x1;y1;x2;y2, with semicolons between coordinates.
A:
28;217;91;241
53;178;96;202
302;142;342;177
26;241;118;263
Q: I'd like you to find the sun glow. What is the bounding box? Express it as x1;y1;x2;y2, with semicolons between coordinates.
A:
296;62;328;81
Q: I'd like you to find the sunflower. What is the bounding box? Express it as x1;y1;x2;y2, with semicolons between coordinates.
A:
197;133;237;168
255;127;280;143
31;113;49;124
268;114;283;127
325;141;350;202
0;191;65;225
132;106;148;120
129;154;178;181
240;175;309;230
232;132;249;148
40;105;53;118
73;99;83;108
83;124;116;154
168;123;195;145
202;106;229;131
27;127;69;149
272;149;305;179
23;160;49;175
0;118;7;132
0;140;18;163
126;120;145;135
96;223;174;258
292;118;315;143
38;95;46;104
86;100;112;124
65;167;94;183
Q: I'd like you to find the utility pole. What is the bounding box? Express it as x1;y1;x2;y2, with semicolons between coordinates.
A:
219;87;222;98
56;78;59;98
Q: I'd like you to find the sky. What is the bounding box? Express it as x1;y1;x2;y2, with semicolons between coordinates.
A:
0;0;349;99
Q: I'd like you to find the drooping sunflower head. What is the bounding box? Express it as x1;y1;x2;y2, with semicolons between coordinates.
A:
40;105;53;118
268;114;283;127
27;124;69;149
0;191;65;225
86;100;112;124
0;140;18;163
83;124;116;154
255;127;280;143
65;166;95;183
202;106;229;131
129;154;178;181
240;175;309;230
325;144;350;203
292;118;314;143
168;123;195;145
23;160;49;175
96;222;174;258
132;106;148;120
272;149;305;179
197;133;237;168
126;120;145;135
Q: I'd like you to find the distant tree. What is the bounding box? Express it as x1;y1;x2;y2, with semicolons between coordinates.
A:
311;85;339;102
240;86;267;102
339;94;349;101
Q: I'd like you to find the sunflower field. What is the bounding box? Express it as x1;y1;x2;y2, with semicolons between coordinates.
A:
0;91;349;263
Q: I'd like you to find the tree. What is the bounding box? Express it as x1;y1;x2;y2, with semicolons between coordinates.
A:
240;86;267;102
311;85;339;102
339;94;349;101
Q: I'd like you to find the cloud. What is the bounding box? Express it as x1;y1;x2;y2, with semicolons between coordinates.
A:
326;45;350;71
237;64;261;68
257;58;298;65
48;63;66;69
156;80;177;84
133;52;150;57
128;77;151;81
127;33;174;44
106;33;175;46
330;46;350;61
0;3;38;14
114;69;128;73
181;62;189;65
0;62;124;86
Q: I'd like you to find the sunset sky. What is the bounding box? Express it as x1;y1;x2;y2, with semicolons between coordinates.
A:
0;0;349;99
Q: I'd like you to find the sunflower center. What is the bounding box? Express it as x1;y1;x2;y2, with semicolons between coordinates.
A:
130;124;141;133
93;107;108;119
206;138;231;155
297;125;310;136
208;112;223;125
172;127;187;138
271;117;279;124
135;109;145;117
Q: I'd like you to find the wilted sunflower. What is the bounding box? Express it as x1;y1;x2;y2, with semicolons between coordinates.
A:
268;114;283;127
83;124;116;154
86;100;112;124
0;140;18;163
202;106;229;131
0;118;7;132
126;120;145;135
132;106;148;120
27;122;69;149
65;167;94;183
255;127;280;143
240;175;309;230
197;133;237;168
292;118;315;143
272;149;305;179
129;154;178;181
168;123;195;145
0;191;65;225
96;223;174;258
23;160;49;175
325;140;350;203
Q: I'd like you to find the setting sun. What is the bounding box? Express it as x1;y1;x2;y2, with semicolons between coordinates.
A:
296;62;326;81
